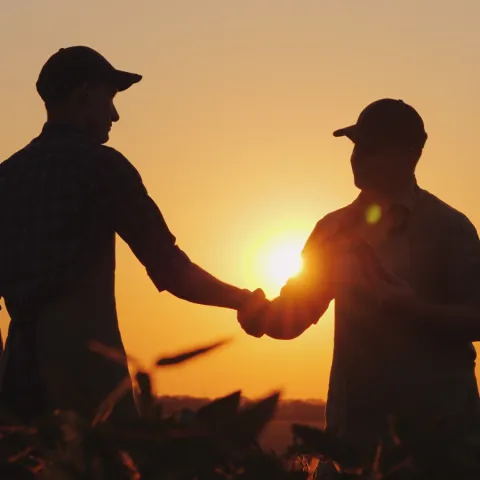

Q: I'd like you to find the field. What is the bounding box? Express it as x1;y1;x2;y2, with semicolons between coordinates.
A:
258;419;325;453
1;339;479;479
158;395;326;453
159;397;325;453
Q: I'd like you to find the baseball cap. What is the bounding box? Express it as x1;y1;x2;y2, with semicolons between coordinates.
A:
333;99;428;149
36;46;142;104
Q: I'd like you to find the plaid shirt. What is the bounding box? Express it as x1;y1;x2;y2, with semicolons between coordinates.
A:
0;121;189;321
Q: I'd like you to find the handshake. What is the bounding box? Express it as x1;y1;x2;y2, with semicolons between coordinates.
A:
237;288;272;338
234;233;417;340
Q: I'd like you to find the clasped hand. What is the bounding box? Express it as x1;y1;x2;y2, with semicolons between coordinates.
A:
237;234;417;338
237;288;271;338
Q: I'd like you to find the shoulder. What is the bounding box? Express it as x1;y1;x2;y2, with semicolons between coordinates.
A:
0;139;143;200
0;139;35;169
317;205;352;226
85;145;145;190
312;204;354;235
304;204;353;251
418;188;478;237
0;139;42;185
92;145;138;172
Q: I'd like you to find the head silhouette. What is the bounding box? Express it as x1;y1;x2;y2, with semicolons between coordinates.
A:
333;99;428;194
36;46;142;144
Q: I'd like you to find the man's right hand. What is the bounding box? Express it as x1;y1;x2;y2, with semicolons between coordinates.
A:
237;288;271;338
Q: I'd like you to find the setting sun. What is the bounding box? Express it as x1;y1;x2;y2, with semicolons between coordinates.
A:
265;242;303;287
244;231;307;298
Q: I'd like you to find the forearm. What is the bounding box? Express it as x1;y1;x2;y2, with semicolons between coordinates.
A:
116;199;249;310
263;316;316;340
166;262;249;310
263;295;331;340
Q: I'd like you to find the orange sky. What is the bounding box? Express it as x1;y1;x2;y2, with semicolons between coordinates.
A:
1;1;480;400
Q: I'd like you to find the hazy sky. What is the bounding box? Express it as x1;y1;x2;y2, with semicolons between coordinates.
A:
1;1;480;400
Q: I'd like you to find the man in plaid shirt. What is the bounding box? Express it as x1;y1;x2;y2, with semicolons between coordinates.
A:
0;46;266;422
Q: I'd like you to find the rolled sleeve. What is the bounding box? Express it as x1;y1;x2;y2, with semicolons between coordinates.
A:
92;147;191;291
277;214;339;323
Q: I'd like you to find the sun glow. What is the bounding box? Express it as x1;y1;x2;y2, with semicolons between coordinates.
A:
245;232;307;298
266;243;303;285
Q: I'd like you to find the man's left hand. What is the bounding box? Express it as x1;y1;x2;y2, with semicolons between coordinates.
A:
368;272;416;311
354;240;417;310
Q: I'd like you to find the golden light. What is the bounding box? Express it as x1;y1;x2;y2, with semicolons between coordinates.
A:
265;242;303;286
244;231;307;298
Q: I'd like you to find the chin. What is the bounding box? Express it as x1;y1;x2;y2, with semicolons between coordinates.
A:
99;132;110;144
353;176;365;190
354;173;377;191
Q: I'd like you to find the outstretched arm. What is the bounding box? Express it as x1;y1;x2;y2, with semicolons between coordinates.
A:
238;215;349;340
94;149;258;310
258;281;333;340
162;259;257;310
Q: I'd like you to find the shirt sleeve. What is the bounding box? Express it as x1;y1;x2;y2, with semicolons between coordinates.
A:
275;212;339;324
92;147;192;292
445;213;480;306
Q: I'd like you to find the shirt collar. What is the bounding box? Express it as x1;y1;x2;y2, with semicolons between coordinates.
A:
40;121;92;143
353;178;419;213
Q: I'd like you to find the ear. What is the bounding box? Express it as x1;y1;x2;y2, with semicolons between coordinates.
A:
390;145;412;163
399;149;420;174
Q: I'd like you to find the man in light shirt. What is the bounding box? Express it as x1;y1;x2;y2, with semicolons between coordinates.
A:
239;98;480;468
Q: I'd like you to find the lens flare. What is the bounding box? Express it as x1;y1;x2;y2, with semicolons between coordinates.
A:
365;203;382;225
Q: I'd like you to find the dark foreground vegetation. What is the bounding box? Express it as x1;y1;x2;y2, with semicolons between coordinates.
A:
0;337;479;479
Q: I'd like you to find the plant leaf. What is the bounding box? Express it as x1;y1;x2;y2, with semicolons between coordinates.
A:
196;390;242;429
216;391;281;451
88;341;143;371
155;338;232;367
92;376;133;426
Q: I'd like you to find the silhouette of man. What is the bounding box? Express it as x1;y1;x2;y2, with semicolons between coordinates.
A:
238;99;480;463
0;46;265;422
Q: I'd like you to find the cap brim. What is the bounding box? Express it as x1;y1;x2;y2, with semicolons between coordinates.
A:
113;70;142;92
333;125;357;141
